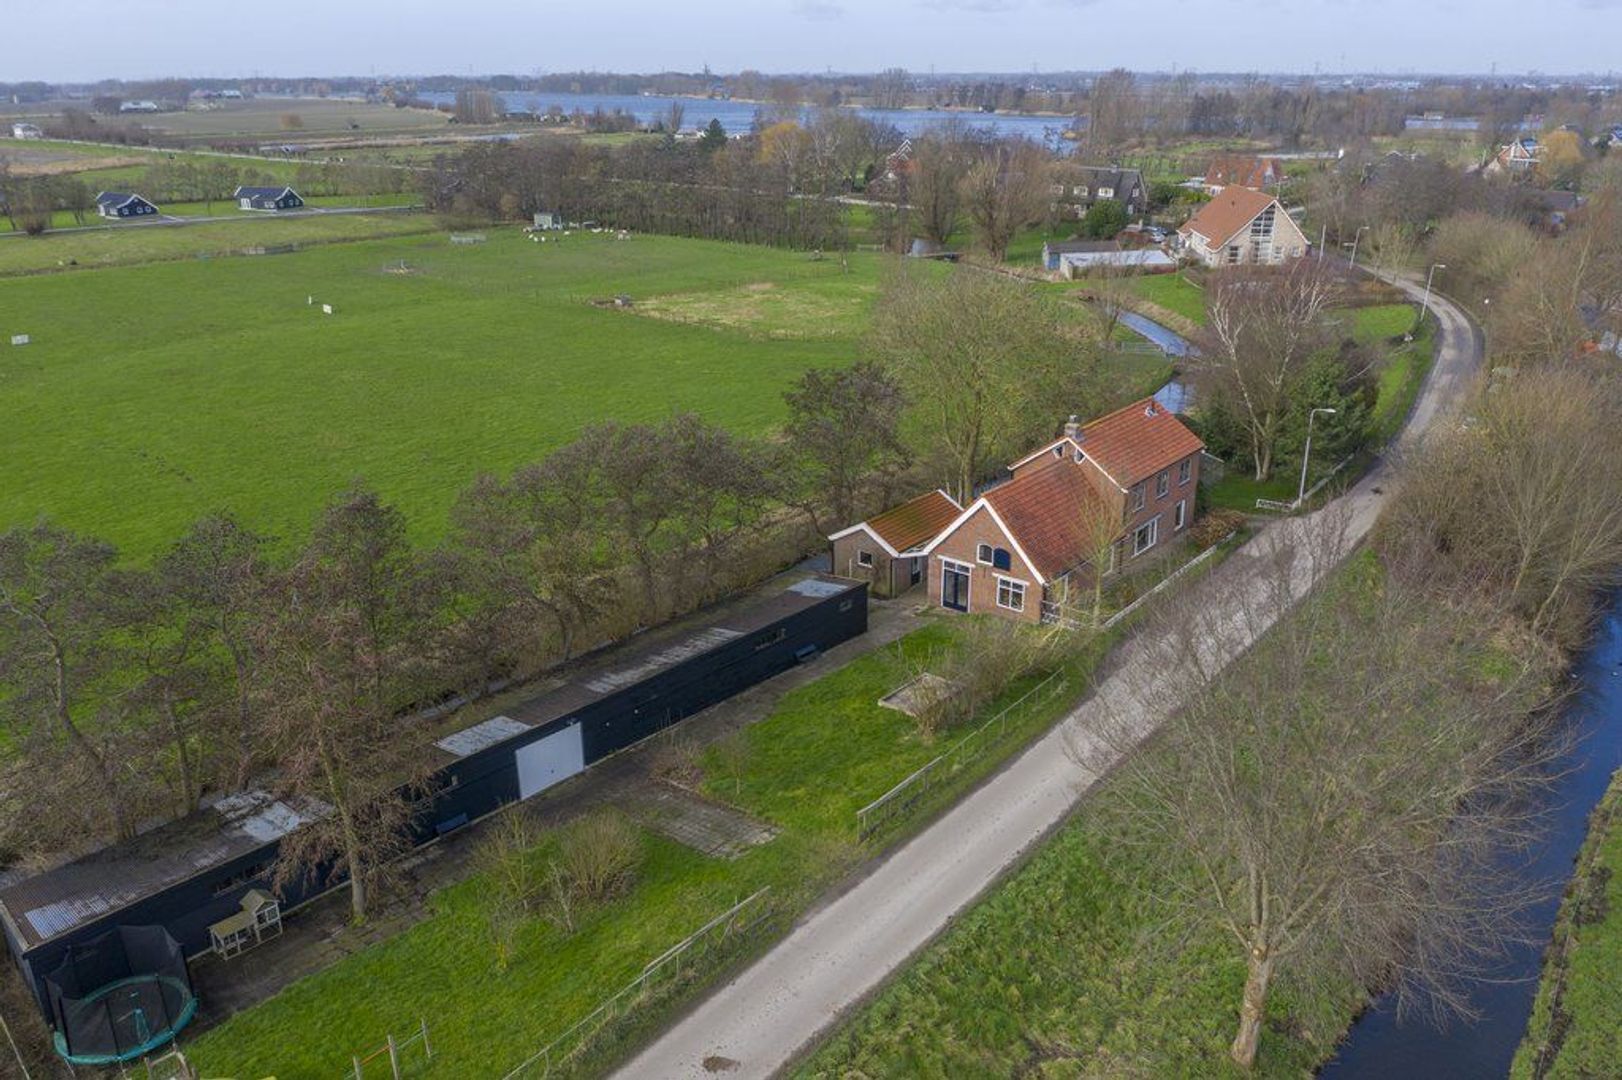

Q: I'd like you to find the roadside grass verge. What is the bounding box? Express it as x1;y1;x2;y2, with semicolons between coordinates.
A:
1513;768;1622;1078
798;782;1343;1078
185;616;1114;1077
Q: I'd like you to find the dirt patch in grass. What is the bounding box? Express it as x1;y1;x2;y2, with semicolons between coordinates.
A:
635;280;876;339
11;153;152;176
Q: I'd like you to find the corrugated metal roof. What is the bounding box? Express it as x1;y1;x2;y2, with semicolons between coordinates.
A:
435;715;532;758
0;790;331;950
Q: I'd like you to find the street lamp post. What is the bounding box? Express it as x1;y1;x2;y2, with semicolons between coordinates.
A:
1343;226;1368;272
1298;407;1338;507
1420;263;1447;324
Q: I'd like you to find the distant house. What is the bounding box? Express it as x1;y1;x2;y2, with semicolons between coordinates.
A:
234;185;305;211
95;191;160;219
918;400;1204;623
1051;165;1148;219
882;138;913;182
1530;189;1585;230
9;122;43;140
1202;155;1286;194
530;210;564;230
1484;138;1542;177
1177;186;1309;267
120;99;161;114
828;489;963;598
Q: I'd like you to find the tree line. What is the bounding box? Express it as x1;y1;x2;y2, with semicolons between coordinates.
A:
1088;174;1622;1071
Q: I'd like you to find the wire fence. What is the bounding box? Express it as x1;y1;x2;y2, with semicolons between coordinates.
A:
857;668;1069;841
500;887;774;1080
349;1018;431;1079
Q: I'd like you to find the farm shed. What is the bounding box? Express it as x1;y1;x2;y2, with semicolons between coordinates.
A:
0;576;867;1025
95;191;160;219
233;185;305;211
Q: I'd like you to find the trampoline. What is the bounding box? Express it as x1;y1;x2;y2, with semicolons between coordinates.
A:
46;925;198;1066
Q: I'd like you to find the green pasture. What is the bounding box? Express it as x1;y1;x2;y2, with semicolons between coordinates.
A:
0;229;895;557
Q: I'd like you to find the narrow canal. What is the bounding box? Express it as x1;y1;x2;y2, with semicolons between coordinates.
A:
1321;592;1622;1077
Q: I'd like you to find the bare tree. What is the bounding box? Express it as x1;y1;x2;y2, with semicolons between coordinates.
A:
0;524;135;840
1389;365;1622;643
781;359;908;532
1201;261;1339;480
909;132;970;248
1086;519;1558;1068
865;266;1097;503
256;484;437;921
663;413;776;600
155;514;271;789
959;140;1051;262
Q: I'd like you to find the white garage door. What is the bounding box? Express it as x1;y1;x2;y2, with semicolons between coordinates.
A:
515;723;585;800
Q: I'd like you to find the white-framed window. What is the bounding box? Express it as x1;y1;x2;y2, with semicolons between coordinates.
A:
976;542;994;565
1178;458;1192;486
1155;470;1170;498
996;576;1027;612
856;549;874;568
1174;499;1187;531
1132;485;1146;512
1099;186;1114;198
1074;185;1088;197
1133;516;1159;557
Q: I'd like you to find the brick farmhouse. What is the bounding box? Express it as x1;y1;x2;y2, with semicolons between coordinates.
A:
832;398;1204;623
828;489;962;598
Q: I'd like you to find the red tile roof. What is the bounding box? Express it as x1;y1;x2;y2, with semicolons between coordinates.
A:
984;458;1110;581
1205;154;1284;190
1077;397;1204;488
1178;185;1278;249
864;489;962;553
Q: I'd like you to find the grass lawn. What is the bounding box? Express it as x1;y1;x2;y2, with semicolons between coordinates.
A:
799;774;1341;1078
0;230;894;558
0;209;437;276
1130;271;1206;325
0;193;418;234
185;618;1109;1077
1513;769;1622;1079
1343;303;1418;345
1369;313;1434;444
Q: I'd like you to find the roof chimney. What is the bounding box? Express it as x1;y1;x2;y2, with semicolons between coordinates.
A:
1063;414;1081;439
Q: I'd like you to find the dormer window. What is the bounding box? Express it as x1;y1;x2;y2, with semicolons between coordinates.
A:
1074;449;1085;464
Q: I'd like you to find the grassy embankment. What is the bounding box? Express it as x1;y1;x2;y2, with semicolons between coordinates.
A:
1513;769;1622;1078
800;550;1533;1078
185;619;1114;1077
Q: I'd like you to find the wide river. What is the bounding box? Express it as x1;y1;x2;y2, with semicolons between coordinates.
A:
1321;592;1622;1077
419;89;1077;142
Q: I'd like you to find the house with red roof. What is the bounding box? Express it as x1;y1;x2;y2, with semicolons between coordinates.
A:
828;489;962;598
1178;186;1309;268
1202;154;1286;195
831;399;1204;621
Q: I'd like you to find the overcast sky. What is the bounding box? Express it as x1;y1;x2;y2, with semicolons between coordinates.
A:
11;0;1622;82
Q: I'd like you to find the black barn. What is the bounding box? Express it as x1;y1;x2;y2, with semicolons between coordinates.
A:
0;576;866;1019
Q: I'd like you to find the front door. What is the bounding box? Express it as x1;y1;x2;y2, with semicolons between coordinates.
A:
941;560;970;612
910;557;923;586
